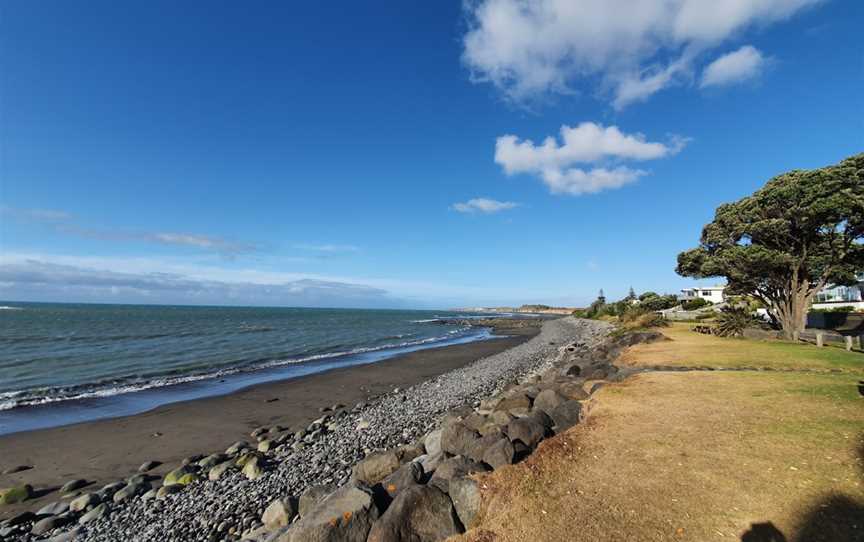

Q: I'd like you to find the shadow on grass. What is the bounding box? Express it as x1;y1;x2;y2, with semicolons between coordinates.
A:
741;433;864;542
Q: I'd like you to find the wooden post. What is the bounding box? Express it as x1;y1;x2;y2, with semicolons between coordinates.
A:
845;336;854;352
816;332;824;348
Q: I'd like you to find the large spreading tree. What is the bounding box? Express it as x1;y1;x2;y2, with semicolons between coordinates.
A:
676;153;864;340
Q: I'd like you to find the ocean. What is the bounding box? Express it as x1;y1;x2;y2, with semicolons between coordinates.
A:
0;302;503;435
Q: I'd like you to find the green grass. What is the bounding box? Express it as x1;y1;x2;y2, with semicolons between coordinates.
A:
621;323;864;373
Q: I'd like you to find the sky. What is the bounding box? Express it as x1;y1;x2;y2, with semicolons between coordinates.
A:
1;0;862;309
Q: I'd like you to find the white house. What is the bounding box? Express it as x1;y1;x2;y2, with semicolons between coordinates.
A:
679;285;726;304
812;273;864;311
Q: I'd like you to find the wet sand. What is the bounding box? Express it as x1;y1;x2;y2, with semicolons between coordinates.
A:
0;330;535;518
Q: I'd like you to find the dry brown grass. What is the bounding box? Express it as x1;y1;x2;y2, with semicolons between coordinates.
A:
450;353;864;541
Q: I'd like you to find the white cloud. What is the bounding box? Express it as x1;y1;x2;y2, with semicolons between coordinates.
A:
150;233;256;256
700;45;766;87
462;0;820;107
495;122;687;195
1;206;73;222
452;198;519;213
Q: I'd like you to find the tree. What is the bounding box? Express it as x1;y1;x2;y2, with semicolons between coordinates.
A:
677;153;864;340
626;286;637;301
597;289;606;304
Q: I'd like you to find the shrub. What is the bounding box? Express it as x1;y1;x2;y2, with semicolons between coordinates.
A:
619;309;669;330
715;307;759;337
681;298;711;311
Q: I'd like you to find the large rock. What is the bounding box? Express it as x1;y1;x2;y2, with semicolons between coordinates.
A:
0;484;33;505
533;389;567;414
263;497;298;529
440;422;480;457
557;382;589;401
156;484;184;499
465;431;505;464
461;413;488;432
36;501;69;516
44;527;81;542
423;429;443;457
69;493;98;512
277;484;379;542
380;461;424;499
78;503;109;525
299;484;337;517
482;437;515;469
352;451;400;485
59;479;87;494
163;465;194;486
31;515;72;536
243;456;264;480
113;481;150;503
429;456;488;493
549;400;583;431
449;477;481;530
506;417;548;449
197;453;228;469
366;485;462;542
494;393;532;414
209;461;235;481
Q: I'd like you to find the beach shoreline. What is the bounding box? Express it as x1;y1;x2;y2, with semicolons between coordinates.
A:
0;329;536;520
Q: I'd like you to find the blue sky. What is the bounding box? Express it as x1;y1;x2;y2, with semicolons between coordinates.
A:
1;0;862;309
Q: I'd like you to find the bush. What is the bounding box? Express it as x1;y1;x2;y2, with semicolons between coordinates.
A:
715;307;759;337
681;298;711;311
619;309;669;330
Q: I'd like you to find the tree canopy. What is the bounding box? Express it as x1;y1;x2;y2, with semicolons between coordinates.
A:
677;153;864;338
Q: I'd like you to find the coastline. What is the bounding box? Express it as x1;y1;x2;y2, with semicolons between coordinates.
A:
0;330;536;520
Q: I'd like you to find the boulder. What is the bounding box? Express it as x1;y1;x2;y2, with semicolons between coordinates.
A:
482;438;516;469
0;484;33;505
78;503;109;525
277;484;379;542
449;477;481;530
506;417;548;449
423;429;443;458
530;409;554;429
366;485;462;542
113;481;151;503
263;497;298;529
299;484;337;517
557;382;589;401
98;482;125;499
549;400;583;431
465;431;505;464
416;453;443;474
258;439;274;453
533;389;567;415
395;443;425;463
140;488;159;501
163;465;194;486
494;393;532;413
31;515;71;536
209;461;235;481
69;493;98;512
156;484;184;500
226;440;252;456
490;410;514;427
3;510;34;526
138;460;160;472
243;456;264;480
380;461;423;499
59;479;87;494
428;456;488;493
197;453;228;469
461;413;488;432
563;364;582;377
440;422;480;457
36;501;69;516
352;451;400;486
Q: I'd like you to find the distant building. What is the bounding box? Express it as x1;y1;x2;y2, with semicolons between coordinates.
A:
679;285;726;304
812;273;864;310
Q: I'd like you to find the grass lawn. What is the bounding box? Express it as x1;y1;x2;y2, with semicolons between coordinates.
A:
618;323;864;373
451;327;864;542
